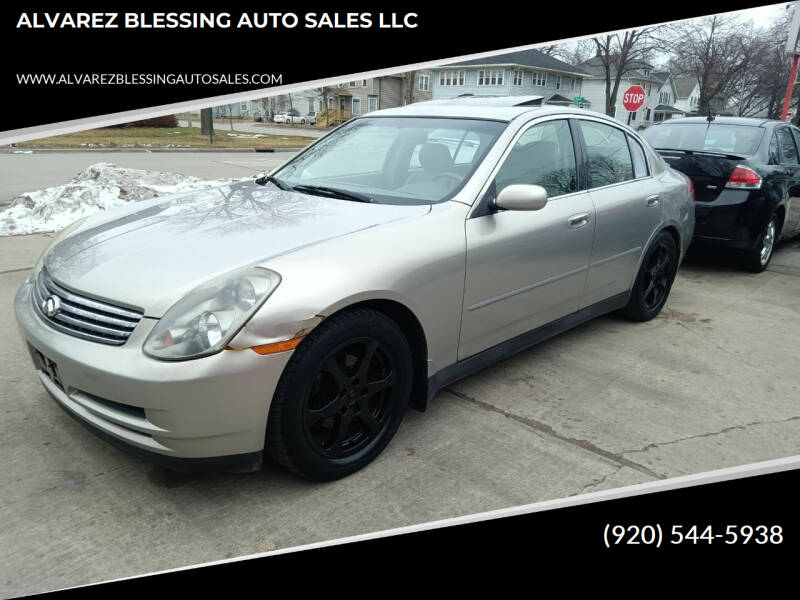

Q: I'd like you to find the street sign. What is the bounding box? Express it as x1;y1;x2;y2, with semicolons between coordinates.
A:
573;96;586;106
622;85;646;112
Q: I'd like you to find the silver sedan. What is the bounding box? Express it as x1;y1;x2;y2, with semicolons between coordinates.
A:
14;97;694;480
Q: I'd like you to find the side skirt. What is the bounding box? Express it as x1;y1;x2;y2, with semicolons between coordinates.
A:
426;292;629;402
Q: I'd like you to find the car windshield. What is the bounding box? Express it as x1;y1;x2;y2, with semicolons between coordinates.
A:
641;122;764;156
273;116;506;205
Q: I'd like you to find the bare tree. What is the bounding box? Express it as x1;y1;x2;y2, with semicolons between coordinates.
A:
591;28;663;117
666;15;761;114
541;39;595;66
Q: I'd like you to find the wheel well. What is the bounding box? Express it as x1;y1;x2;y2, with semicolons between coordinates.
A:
328;299;429;412
662;225;681;258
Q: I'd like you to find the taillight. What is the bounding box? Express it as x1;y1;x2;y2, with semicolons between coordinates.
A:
726;165;762;190
687;176;695;202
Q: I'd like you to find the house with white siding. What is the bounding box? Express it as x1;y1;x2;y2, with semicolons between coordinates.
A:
430;49;590;106
673;77;732;116
651;71;685;123
578;57;664;130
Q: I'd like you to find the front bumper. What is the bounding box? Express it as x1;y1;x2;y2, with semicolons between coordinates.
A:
14;278;293;471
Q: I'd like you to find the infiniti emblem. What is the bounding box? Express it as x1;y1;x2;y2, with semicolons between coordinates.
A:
42;295;61;318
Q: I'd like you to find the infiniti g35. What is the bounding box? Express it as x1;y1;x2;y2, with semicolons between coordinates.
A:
14;97;694;480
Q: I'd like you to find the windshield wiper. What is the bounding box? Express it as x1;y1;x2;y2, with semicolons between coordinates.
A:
255;175;294;191
292;184;373;203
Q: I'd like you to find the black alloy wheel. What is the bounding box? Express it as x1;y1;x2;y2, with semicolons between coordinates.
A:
266;308;412;481
303;337;395;458
621;231;678;321
642;241;672;313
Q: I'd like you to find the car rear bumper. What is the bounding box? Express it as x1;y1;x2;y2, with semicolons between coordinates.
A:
14;277;293;471
692;189;769;250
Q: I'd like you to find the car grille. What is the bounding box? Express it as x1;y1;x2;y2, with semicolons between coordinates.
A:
32;269;143;345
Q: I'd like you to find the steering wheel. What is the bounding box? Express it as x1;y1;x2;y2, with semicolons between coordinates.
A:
432;172;463;186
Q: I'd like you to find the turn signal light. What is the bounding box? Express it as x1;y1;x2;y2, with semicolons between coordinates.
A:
249;337;304;355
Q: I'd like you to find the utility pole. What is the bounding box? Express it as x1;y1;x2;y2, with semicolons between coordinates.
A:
781;2;800;121
200;108;214;144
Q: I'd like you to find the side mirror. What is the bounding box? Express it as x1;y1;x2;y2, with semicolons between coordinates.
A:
495;184;549;211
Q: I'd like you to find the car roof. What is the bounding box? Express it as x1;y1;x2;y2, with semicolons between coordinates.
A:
367;95;621;124
655;115;776;127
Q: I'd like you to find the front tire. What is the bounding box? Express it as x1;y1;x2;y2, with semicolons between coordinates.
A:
741;214;777;273
620;231;678;321
266;308;413;481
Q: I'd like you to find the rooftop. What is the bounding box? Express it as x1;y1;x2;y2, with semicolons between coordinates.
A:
434;49;589;77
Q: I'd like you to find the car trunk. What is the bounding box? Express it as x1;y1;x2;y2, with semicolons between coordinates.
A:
656;149;748;203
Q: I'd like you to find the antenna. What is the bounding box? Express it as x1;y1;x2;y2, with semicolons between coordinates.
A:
706;110;715;123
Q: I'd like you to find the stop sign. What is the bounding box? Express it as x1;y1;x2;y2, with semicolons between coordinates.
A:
622;85;646;112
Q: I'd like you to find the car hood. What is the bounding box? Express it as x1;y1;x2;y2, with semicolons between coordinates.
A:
44;180;431;317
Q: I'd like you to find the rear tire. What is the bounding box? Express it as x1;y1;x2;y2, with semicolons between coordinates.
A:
741;214;777;273
620;231;678;321
266;308;413;481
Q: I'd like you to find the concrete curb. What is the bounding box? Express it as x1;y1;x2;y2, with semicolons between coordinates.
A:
1;147;305;154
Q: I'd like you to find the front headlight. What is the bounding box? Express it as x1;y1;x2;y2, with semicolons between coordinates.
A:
143;266;281;361
28;217;88;282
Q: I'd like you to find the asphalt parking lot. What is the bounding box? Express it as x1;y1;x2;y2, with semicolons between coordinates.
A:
1;233;799;597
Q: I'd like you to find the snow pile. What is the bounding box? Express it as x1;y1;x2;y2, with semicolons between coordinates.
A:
0;162;245;236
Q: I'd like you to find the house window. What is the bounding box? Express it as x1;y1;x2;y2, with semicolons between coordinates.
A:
555;76;562;90
533;71;546;86
418;74;430;91
570;78;576;91
240;102;248;111
352;98;361;115
630;111;637;121
645;108;651;121
349;81;358;88
362;80;367;87
368;96;378;112
439;71;465;86
477;69;504;86
338;83;343;87
512;70;524;86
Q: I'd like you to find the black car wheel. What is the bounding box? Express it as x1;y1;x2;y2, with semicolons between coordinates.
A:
742;214;777;273
620;231;678;321
266;308;413;481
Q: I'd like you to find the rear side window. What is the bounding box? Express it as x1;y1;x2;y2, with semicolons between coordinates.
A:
578;120;634;187
775;128;799;165
628;135;649;178
768;133;781;165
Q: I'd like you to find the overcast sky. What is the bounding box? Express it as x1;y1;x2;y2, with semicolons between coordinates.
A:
733;1;790;26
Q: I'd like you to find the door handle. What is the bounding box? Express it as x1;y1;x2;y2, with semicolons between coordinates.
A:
646;194;660;207
568;212;590;228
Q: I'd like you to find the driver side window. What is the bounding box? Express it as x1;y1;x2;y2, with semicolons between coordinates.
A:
493;119;577;199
